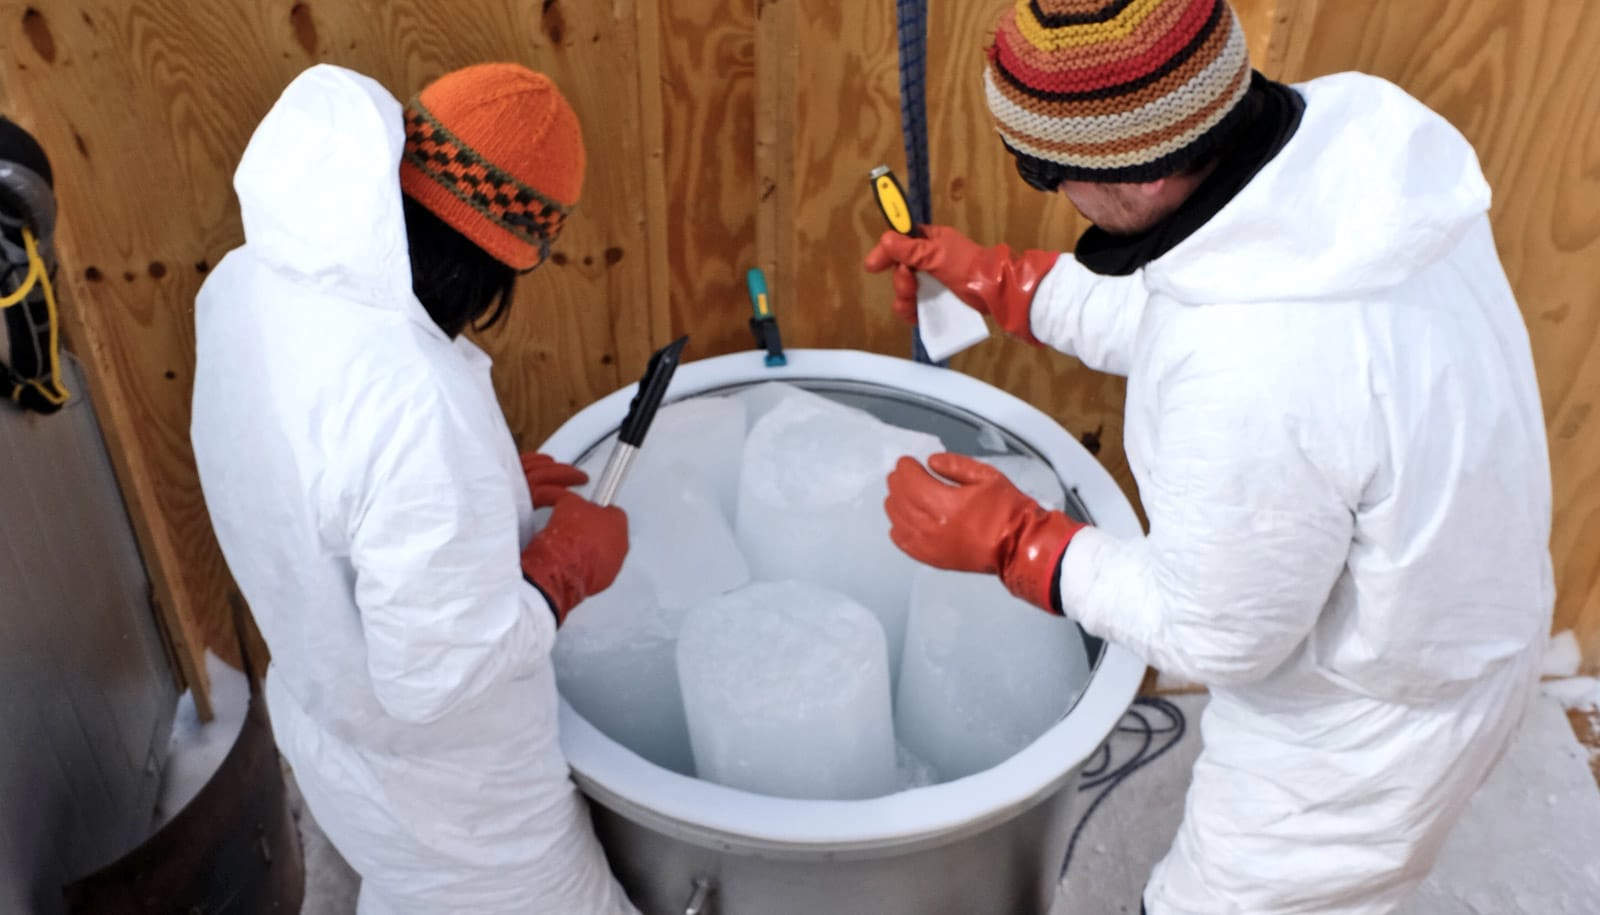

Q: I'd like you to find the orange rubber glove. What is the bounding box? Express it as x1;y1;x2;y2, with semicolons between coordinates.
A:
520;452;589;508
885;452;1085;613
863;225;1060;345
521;491;628;624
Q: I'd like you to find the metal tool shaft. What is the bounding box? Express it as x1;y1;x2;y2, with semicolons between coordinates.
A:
592;441;637;507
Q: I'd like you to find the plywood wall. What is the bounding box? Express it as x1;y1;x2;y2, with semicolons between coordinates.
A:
4;0;1598;695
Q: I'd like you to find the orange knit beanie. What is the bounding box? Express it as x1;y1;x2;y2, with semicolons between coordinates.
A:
400;63;585;272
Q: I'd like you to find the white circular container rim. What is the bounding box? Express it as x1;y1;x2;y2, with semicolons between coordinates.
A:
542;348;1145;847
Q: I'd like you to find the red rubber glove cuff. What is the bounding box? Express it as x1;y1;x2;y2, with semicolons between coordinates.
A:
997;508;1085;614
956;243;1059;346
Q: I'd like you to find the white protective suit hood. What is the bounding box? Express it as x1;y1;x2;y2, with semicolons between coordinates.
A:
1031;72;1551;915
1147;72;1492;305
192;65;636;915
234;65;420;316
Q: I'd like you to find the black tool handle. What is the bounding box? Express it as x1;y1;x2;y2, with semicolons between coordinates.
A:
618;335;689;447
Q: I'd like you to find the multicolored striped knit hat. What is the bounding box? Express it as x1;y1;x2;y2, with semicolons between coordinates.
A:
985;0;1253;184
400;63;585;272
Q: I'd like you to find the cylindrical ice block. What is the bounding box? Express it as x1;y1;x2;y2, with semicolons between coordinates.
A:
734;388;941;684
676;580;898;800
895;568;1091;781
553;565;696;775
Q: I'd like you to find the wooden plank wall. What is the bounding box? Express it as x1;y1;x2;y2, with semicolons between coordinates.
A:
4;0;1598;692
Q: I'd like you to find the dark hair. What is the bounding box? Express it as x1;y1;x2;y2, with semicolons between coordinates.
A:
402;193;517;338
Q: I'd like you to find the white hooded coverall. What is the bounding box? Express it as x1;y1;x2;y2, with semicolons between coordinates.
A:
190;66;637;915
1034;73;1554;914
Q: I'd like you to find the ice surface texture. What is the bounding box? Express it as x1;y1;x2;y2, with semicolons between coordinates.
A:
553;565;695;774
897;569;1091;781
980;453;1067;512
677;580;897;799
735;387;941;683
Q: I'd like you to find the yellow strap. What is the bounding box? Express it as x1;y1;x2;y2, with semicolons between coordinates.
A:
0;238;42;308
2;228;70;405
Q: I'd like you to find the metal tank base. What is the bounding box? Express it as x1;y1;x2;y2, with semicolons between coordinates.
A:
583;763;1080;915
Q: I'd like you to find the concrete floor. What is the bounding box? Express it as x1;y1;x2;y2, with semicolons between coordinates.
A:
293;694;1600;914
1056;694;1600;913
288;771;358;915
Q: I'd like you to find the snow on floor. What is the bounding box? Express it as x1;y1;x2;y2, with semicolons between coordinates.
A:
1543;676;1600;784
1052;694;1600;914
153;650;251;826
1542;630;1583;679
1406;697;1600;913
1542;675;1600;712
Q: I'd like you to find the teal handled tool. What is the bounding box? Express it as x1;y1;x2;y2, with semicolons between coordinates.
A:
746;267;787;367
591;335;690;506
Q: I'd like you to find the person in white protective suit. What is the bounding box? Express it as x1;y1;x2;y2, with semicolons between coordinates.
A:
868;1;1553;913
191;63;641;915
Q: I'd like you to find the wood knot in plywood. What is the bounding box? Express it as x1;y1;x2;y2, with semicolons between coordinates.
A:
1560;403;1592;440
542;0;566;45
22;7;56;63
290;3;319;57
1079;424;1103;456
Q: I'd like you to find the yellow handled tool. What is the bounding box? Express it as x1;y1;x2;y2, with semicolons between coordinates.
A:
869;165;920;237
866;164;992;362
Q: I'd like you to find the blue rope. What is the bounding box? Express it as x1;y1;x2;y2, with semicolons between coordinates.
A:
894;0;932;226
895;0;943;366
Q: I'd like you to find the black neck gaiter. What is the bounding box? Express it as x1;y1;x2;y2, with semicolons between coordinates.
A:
1073;73;1307;278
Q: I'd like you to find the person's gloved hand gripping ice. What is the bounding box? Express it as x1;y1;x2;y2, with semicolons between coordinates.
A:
885;453;1083;614
873;2;1551;912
